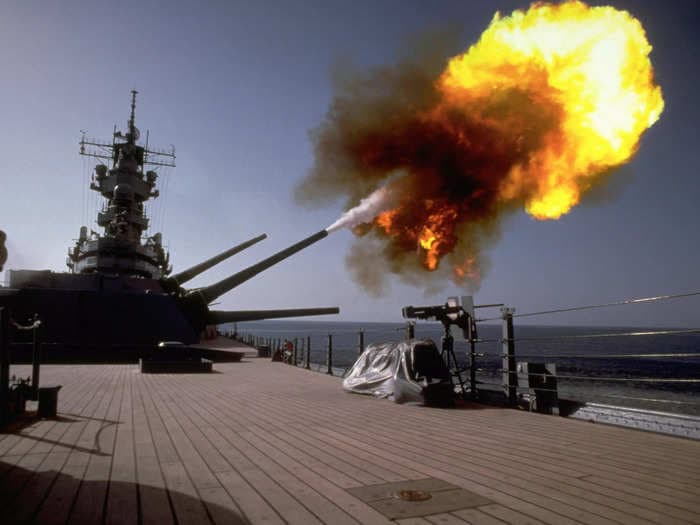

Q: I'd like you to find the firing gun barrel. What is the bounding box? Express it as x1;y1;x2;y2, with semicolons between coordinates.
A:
164;233;267;289
196;229;329;304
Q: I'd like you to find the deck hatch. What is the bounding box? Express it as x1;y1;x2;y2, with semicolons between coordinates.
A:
347;478;492;519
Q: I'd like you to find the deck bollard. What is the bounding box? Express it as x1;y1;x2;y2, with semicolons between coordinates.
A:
326;334;333;375
38;385;61;418
358;330;365;356
305;336;311;370
501;307;517;405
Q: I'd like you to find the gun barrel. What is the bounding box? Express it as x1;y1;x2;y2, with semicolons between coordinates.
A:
208;306;339;324
197;229;328;304
165;233;267;288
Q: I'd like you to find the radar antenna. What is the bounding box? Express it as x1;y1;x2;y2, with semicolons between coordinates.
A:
79;91;175;168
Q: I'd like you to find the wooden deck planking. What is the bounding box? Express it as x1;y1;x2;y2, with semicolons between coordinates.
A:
33;365;125;525
282;389;700;486
233;394;608;524
0;366;103;459
187;379;416;485
160;368;596;524
152;380;364;524
0;365;122;524
285;391;700;507
138;371;218;525
69;365;129;524
424;513;471;524
177;381;620;524
315;426;657;525
452;507;511;524
0;352;698;525
307;407;697;523
191;380;427;483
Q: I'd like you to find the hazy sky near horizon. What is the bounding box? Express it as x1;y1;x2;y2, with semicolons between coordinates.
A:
1;0;699;327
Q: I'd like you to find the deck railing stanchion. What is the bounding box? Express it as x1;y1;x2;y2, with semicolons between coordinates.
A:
468;324;477;398
31;314;41;400
358;330;365;356
326;334;333;375
305;336;311;369
293;338;298;366
501;306;517;405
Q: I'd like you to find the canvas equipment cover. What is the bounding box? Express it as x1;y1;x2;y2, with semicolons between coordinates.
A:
342;339;453;405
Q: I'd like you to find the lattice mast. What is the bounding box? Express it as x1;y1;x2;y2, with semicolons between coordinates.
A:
68;90;176;278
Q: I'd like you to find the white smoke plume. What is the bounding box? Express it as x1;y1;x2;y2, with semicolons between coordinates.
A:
326;186;393;233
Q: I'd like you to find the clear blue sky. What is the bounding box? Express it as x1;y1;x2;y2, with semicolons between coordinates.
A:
1;0;698;326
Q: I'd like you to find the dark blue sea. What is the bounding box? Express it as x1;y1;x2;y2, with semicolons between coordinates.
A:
225;320;700;416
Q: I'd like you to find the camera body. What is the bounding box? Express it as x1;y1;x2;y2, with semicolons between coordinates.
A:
402;296;476;340
401;304;461;320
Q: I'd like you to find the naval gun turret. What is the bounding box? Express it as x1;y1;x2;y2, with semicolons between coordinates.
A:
0;92;339;358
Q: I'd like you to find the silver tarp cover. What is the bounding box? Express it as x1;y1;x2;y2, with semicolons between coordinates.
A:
342;339;448;404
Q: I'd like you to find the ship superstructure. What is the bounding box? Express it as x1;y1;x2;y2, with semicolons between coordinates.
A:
69;90;173;278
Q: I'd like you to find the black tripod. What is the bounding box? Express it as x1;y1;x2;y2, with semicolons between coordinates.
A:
439;319;468;399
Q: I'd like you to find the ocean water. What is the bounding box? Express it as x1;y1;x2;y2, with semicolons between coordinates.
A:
226;320;700;416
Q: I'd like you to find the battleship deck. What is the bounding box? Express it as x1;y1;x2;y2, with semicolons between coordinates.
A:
1;344;699;525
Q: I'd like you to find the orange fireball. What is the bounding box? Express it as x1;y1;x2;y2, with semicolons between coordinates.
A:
439;0;663;219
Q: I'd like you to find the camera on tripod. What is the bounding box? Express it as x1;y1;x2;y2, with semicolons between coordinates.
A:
402;304;461;320
402;296;475;340
401;296;477;398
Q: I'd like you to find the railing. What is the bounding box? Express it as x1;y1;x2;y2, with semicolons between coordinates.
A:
235;331;370;376
469;293;700;414
232;291;700;415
